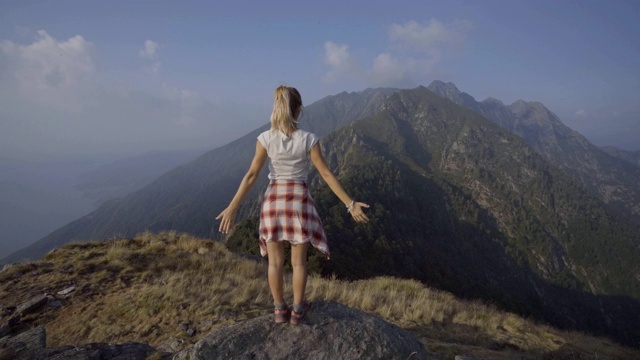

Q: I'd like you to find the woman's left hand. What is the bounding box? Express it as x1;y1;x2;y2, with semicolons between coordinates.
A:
216;207;237;234
349;202;370;223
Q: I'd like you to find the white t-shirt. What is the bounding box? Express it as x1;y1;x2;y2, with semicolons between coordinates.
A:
257;129;319;181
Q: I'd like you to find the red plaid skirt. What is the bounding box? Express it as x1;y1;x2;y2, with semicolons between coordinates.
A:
259;180;330;259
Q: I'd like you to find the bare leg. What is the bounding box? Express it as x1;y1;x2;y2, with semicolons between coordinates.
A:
291;242;310;306
267;241;285;304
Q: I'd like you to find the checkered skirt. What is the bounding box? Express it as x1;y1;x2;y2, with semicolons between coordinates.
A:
259;180;330;259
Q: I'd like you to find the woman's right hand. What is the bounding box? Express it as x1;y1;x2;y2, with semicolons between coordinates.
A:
216;207;237;234
349;202;370;223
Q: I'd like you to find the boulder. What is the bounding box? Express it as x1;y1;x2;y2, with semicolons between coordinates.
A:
173;300;428;360
27;341;166;360
0;315;20;339
0;327;170;360
0;326;46;355
16;294;49;315
57;286;76;297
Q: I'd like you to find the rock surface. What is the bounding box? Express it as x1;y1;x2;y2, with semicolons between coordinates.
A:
0;327;169;360
173;300;428;360
1;325;46;350
16;294;49;315
0;315;20;339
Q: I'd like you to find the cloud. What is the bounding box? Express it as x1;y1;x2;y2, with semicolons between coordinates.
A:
0;32;266;160
574;109;587;117
323;41;358;83
371;53;406;85
138;40;161;74
389;19;471;52
0;30;94;110
323;19;471;87
138;40;159;59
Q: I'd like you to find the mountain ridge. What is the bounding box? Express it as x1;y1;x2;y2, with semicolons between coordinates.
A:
228;86;640;346
427;80;640;221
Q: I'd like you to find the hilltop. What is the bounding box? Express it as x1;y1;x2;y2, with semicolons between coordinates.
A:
1;233;638;359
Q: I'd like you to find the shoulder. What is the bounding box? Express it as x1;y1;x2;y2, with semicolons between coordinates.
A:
296;129;318;140
297;130;319;152
258;129;272;138
257;129;273;147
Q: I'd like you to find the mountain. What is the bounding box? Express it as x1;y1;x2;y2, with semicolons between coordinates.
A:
601;146;640;168
74;148;205;205
228;87;640;346
0;88;393;266
2;85;639;346
428;81;640;221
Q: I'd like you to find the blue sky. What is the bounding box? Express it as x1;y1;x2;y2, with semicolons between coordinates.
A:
1;0;639;160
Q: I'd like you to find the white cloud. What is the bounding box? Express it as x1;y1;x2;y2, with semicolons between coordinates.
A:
389;19;471;52
0;30;94;110
323;41;359;83
323;19;471;87
574;109;587;117
138;40;161;74
0;32;265;160
371;53;406;85
324;42;351;68
138;40;159;59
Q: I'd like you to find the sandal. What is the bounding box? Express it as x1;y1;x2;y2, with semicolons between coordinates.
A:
274;306;290;323
290;301;311;325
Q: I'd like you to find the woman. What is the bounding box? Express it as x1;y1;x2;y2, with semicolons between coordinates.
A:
216;85;369;325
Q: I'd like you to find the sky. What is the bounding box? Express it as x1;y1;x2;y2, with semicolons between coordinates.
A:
1;0;639;162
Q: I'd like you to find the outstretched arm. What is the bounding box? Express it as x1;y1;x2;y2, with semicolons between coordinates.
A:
310;143;369;223
216;140;268;233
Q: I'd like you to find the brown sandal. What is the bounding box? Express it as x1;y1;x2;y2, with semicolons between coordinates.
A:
274;306;290;323
290;301;311;325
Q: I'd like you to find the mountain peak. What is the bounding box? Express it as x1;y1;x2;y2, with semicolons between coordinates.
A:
427;80;480;111
482;97;505;106
510;99;529;108
427;80;461;95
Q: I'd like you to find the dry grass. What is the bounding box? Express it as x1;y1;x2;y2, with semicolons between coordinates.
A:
0;232;637;359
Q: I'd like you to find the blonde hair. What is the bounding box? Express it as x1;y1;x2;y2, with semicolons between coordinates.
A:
270;85;302;135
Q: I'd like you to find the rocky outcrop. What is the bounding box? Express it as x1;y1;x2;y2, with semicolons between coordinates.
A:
0;326;46;358
0;290;171;360
0;292;171;360
173;300;428;360
1;300;427;360
16;294;49;315
0;326;167;360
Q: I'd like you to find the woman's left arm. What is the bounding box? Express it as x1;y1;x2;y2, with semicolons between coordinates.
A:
216;140;268;233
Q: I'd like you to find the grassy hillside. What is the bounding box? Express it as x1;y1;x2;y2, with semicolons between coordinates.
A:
0;232;638;359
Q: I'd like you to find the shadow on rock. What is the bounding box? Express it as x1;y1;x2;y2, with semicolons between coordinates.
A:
174;300;428;360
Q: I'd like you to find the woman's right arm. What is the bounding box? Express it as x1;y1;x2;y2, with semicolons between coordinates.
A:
310;143;369;223
216;140;268;233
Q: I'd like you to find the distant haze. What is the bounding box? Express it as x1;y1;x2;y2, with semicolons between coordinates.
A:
0;148;205;257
